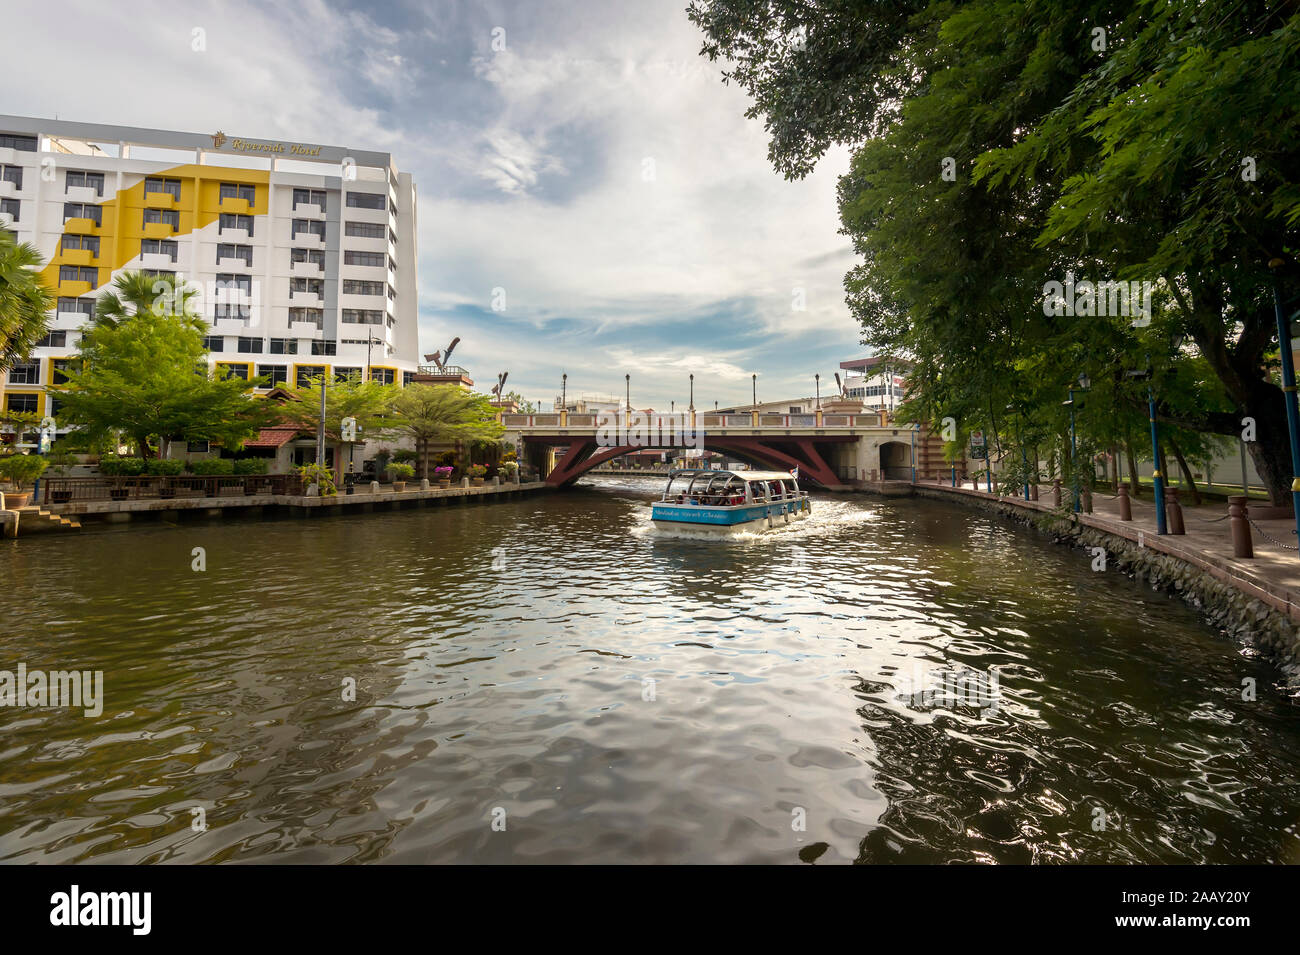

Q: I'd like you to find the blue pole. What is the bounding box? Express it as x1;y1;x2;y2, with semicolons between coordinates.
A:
951;464;956;488
1069;389;1079;513
1272;280;1300;552
1149;386;1167;535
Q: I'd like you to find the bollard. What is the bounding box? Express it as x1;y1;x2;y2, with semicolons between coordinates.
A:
1228;495;1253;558
1081;487;1093;513
420;478;430;490
1029;482;1039;502
1117;484;1132;521
369;481;380;494
1166;488;1185;535
1052;479;1061;507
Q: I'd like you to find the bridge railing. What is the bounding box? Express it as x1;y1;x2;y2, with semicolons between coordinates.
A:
500;412;895;430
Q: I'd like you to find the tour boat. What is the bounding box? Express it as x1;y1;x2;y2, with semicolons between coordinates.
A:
650;468;811;534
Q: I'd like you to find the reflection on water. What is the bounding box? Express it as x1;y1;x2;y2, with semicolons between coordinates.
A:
0;476;1297;864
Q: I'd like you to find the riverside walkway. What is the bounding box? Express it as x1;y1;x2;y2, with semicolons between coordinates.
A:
912;477;1300;625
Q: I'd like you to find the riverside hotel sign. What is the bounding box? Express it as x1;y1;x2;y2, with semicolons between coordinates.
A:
211;130;323;157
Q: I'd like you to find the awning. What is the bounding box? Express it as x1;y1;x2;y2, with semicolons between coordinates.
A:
244;427;300;449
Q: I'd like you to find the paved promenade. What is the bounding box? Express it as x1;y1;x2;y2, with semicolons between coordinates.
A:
914;477;1300;624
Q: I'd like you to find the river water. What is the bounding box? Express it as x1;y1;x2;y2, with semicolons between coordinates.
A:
0;476;1297;864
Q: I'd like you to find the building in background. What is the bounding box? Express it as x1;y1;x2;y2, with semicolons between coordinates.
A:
837;356;911;412
0;116;420;447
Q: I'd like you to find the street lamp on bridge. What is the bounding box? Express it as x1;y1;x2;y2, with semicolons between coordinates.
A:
815;373;821;410
689;373;694;412
561;372;567;411
752;373;757;409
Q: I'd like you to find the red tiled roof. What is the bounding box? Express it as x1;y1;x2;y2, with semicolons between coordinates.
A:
245;426;300;449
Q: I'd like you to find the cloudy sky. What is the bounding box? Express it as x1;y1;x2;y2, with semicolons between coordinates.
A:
4;0;863;410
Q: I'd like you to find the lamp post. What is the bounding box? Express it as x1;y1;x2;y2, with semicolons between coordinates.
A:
752;373;757;409
316;374;327;470
1008;402;1030;501
561;372;567;410
815;373;821;410
1148;380;1167;534
625;373;631;421
1065;372;1091;513
365;336;384;382
1269;258;1300;551
689;373;694;411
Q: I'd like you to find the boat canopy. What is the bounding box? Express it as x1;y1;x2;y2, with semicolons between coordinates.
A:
664;468;798;483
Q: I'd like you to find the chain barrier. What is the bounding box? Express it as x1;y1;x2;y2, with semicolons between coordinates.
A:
1247;518;1299;551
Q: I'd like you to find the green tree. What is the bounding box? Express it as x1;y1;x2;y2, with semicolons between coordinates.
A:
0;229;55;372
51;286;273;458
391;384;505;479
275;374;398;479
92;270;202;330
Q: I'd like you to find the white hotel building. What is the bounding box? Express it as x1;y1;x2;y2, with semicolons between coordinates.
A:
0;116;421;442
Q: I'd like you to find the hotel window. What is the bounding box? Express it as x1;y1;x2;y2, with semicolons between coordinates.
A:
343;280;384;296
268;338;298;355
310;340;336;357
217;363;249;381
289;277;324;297
296;365;325;387
215;273;252;295
292;188;326;211
289;307;324;327
0;198;18;221
143;208;180;231
51;359;78;385
344;251;384;268
370;367;395;385
390;198;397;215
402;371;415;386
333;367;361;382
216;243;253;266
342;309;383;325
144;177;182;200
1;164;21;188
202;335;224;352
387;285;395;301
213;303;251;320
0;134;37;151
141;238;179;261
291;248;325;267
7;361;39;385
219;182;256;204
61;234;101;255
345;192;385;210
36;330;68;348
258;364;288;387
236;337;262;354
390;228;398;245
345;221;385;239
291;219;325;240
63;202;102;225
219;213;254;235
4;393;38;414
66;171;105;196
59;265;98;287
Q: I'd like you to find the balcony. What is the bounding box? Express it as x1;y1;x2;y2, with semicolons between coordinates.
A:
289;320;323;337
58;280;94;297
220;196;251;214
142;221;178;239
65;185;101;204
217;256;253;271
293;200;326;218
63;216;100;234
59;248;94;266
0;179;17;198
217;226;250;243
0;210;16;229
290;258;323;275
212;314;252;334
292;230;325;247
57;305;93;322
139;252;177;269
144;191;178;210
289;290;323;307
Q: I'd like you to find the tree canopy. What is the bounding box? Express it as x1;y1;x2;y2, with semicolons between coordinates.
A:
0;228;54;373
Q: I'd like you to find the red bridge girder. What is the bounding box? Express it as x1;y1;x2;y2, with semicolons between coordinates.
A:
531;434;851;489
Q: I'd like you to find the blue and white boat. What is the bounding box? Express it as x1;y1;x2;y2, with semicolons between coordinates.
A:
650;468;811;534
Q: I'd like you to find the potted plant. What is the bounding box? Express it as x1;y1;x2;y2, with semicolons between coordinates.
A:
499;460;519;483
297;462;337;497
387;461;415;491
146;457;185;497
46;450;77;503
0;453;48;509
468;463;487;487
433;465;454;488
99;455;146;499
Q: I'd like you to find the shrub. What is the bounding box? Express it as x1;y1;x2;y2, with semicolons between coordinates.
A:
145;458;185;476
436;451;455;467
392;449;417;463
433;466;454;479
234;458;269;475
387;462;415;479
98;456;146;476
297;462;336;496
188;457;235;475
467;464;488;479
0;453;48;489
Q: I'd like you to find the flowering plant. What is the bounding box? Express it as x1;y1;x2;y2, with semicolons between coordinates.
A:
433;466;454;478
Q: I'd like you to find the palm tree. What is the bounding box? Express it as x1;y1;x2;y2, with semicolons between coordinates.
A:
94;271;204;332
391;384;506;479
0;228;55;373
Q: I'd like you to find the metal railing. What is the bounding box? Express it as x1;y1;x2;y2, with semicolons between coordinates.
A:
42;474;303;505
500;412;891;430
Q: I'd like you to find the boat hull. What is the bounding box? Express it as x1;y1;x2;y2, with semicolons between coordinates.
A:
650;498;810;532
